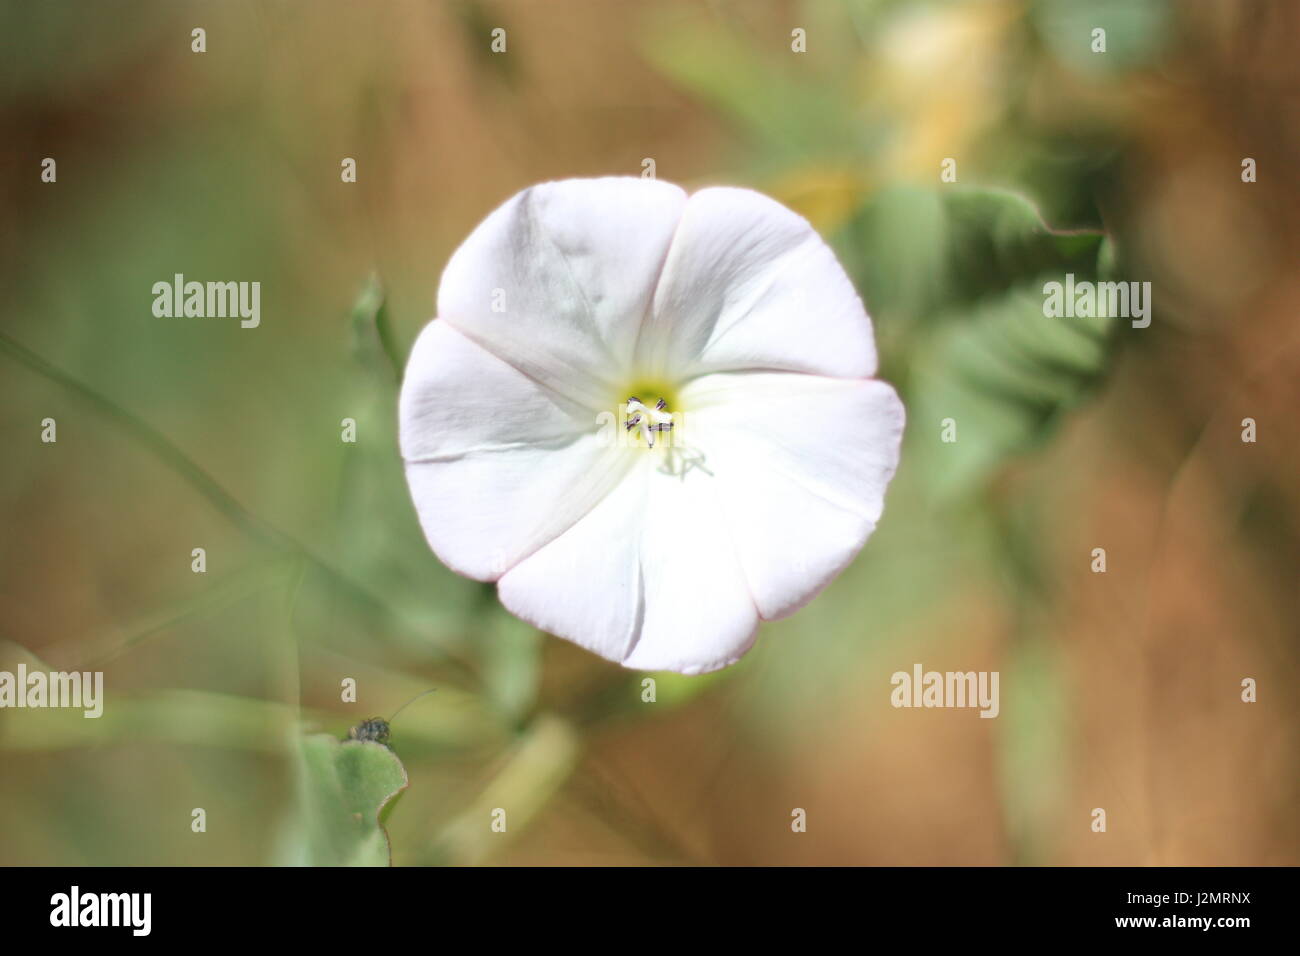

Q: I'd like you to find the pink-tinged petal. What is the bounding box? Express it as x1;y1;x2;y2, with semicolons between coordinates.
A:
399;320;633;581
436;177;688;409
679;372;905;619
496;462;648;665
625;466;759;673
498;458;759;675
638;186;877;380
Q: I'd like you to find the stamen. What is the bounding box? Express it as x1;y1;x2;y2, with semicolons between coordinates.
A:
624;395;674;448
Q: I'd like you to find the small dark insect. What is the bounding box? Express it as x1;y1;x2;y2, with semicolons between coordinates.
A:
345;689;436;749
348;717;391;746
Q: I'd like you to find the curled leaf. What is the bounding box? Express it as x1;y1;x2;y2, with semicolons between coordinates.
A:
277;732;409;866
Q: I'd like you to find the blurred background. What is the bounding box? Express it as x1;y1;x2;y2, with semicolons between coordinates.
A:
1;0;1297;865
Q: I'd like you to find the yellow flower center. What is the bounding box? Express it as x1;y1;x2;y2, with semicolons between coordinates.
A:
617;379;680;448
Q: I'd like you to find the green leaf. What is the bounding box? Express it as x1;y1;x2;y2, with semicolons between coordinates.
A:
276;732;409;866
479;607;542;726
849;184;949;326
908;275;1116;498
844;186;1118;497
349;272;403;384
851;185;1106;327
939;187;1106;302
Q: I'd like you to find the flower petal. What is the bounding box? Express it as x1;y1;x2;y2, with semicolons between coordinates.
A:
638;186;878;380
679;372;905;619
627;467;760;672
437;177;688;409
399;320;632;581
495;462;648;665
497;458;759;675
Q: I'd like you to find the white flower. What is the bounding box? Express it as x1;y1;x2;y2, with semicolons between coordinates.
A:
399;178;904;675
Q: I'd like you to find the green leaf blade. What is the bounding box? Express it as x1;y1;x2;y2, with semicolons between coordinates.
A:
276;732;409;867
